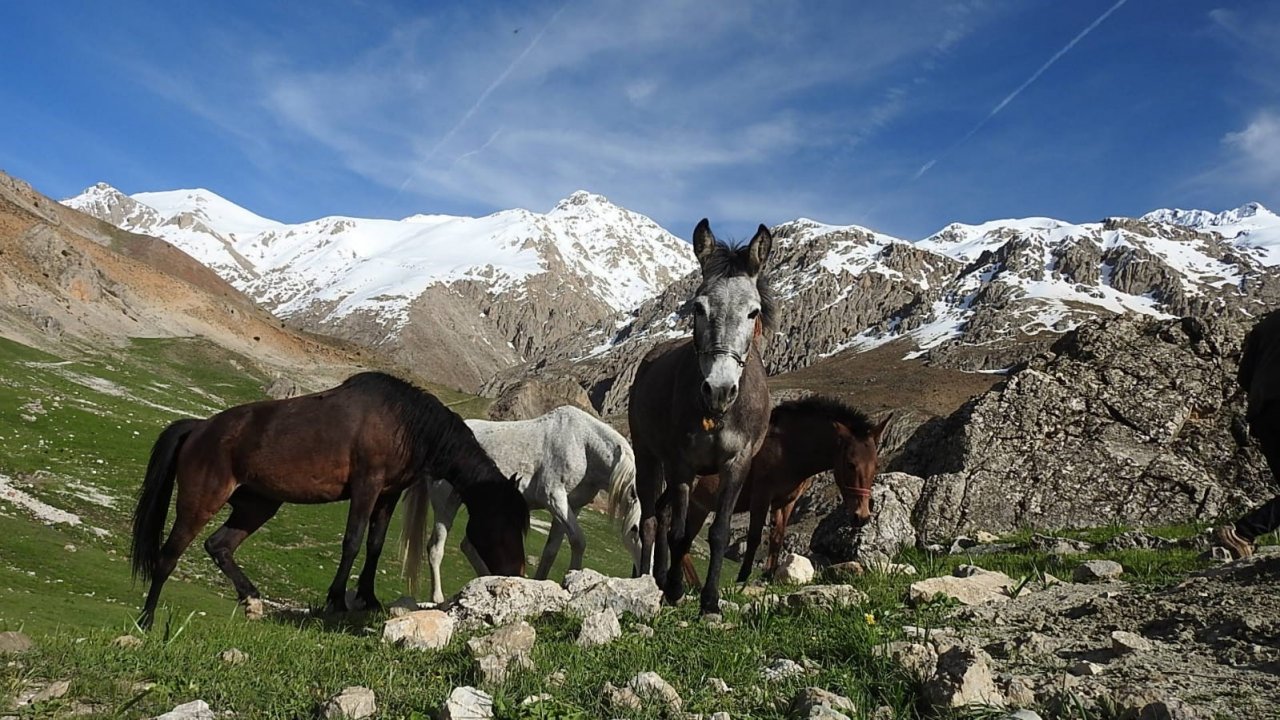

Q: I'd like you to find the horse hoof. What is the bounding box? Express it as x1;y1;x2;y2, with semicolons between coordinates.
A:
322;599;347;615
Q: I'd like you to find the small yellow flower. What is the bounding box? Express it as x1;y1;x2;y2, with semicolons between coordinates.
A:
864;613;876;625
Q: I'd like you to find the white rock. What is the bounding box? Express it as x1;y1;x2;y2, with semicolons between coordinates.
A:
577;608;622;648
922;647;1004;708
447;576;569;630
627;671;683;713
1072;559;1124;582
219;648;247;665
322;686;376;720
563;569;662;619
774;554;815;584
440;686;494;720
1110;630;1153;654
152;700;216;720
382;609;454;650
908;568;1018;606
762;658;806;682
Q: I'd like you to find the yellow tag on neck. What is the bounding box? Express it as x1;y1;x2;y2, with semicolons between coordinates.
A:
701;417;717;431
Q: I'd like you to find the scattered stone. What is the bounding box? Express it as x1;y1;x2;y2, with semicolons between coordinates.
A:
603;682;642;711
908;567;1019;606
545;669;567;687
786;584;868;611
440;686;494;719
387;595;420;618
902;625;955;641
788;687;857;720
1073;560;1124;583
242;597;265;621
322;686;376;719
998;675;1037;707
921;646;1004;708
447;576;569;630
863;560;917;575
468;621;536;685
873;641;938;681
63;543;77;552
633;623;654;637
111;634;143;649
520;694;551;706
869;707;895;720
707;677;732;694
1111;630;1154;655
383;609;454;650
1069;660;1105;676
1099;530;1177;552
1029;534;1094;555
710;713;731;720
950;536;978;553
218;648;247;665
975;531;1000;544
762;658;806;681
774;553;815;584
1002;711;1044;720
563;569;662;620
152;700;216;720
0;631;33;654
16;679;70;706
577;608;622;648
627;671;683;713
1208;546;1233;563
823;561;864;581
718;599;740;613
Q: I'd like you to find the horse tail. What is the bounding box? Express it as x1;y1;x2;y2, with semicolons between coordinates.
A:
131;418;201;582
400;480;431;597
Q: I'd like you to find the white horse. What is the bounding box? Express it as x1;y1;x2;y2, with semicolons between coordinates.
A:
401;405;642;603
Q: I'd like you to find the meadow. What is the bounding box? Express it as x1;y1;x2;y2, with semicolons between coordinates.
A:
0;336;1222;718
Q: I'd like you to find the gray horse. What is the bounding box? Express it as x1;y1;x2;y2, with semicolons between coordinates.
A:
629;218;775;614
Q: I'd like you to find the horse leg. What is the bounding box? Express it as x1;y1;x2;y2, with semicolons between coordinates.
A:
736;496;770;584
427;481;462;604
764;504;790;577
634;447;662;578
700;456;751;615
324;484;379;614
354;490;401;612
534;520;566;581
680;497;713;590
661;481;692;605
203;488;282;605
140;478;232;630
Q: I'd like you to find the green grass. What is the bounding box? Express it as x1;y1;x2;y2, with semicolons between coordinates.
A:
0;334;1246;719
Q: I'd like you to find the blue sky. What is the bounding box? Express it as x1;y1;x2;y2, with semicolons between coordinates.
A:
2;1;1277;241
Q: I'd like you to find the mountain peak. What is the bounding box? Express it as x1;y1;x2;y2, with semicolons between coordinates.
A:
554;190;613;211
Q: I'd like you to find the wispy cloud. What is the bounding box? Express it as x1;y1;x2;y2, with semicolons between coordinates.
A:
913;0;1130;180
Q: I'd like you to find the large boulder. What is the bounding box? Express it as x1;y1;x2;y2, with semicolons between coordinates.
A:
810;472;923;563
896;316;1269;539
563;569;662;619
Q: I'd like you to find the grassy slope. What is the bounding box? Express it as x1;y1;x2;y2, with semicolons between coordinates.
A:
0;334;1243;719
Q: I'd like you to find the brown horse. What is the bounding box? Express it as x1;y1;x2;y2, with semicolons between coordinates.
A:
130;371;528;629
630;219;775;614
680;396;892;586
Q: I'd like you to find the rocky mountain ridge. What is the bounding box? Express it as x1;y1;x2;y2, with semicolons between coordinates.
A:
496;204;1280;414
65;184;696;391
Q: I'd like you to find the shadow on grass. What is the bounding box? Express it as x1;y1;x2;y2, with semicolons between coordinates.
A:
262;604;385;636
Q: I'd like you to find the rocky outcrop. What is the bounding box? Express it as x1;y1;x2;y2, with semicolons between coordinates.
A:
486;377;595;421
890;315;1270;540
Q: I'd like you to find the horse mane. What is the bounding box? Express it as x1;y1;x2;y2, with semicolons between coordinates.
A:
696;241;777;334
339;372;511;493
772;394;874;436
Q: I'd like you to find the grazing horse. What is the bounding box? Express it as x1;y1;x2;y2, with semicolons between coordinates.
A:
400;405;642;603
129;371;528;629
679;396;893;587
629;219;775;614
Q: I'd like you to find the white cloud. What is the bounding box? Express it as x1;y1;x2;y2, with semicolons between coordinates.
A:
1222;110;1280;184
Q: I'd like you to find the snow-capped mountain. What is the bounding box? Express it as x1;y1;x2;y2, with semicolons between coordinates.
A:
65;184;696;390
495;203;1280;413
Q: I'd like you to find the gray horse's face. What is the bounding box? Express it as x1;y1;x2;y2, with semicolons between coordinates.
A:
693;277;761;415
690;220;771;418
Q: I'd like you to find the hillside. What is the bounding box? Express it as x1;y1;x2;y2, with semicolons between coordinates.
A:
495;203;1280;416
66;185;696;391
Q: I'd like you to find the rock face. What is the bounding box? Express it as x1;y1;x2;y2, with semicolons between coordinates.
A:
486;377;596;420
891;316;1272;539
810;473;923;563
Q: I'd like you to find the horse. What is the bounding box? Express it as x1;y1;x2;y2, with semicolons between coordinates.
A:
678;396;893;587
400;405;642;603
629;218;775;614
129;371;529;629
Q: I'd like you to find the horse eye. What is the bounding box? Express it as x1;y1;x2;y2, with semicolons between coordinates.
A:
747;309;760;319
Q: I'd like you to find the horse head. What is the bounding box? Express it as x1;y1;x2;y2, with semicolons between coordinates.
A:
832;413;893;525
690;219;773;418
464;473;529;576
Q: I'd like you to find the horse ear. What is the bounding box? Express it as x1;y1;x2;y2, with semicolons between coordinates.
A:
746;224;772;275
692;218;716;269
872;413;894;445
832;421;853;440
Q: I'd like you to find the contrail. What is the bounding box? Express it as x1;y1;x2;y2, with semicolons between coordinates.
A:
913;0;1129;181
395;1;570;195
